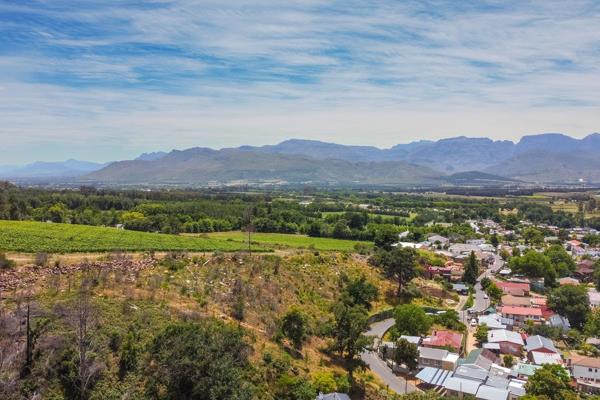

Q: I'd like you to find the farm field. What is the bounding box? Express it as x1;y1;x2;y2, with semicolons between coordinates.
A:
0;220;265;253
205;231;372;251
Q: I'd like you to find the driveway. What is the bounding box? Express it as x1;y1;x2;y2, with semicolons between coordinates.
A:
361;318;417;394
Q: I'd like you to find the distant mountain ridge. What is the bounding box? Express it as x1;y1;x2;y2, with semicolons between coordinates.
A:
4;133;600;185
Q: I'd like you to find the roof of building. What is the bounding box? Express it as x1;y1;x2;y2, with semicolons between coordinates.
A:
453;365;489;382
525;335;558;353
485;375;509;389
415;367;451;386
500;306;542;317
495;281;530;293
476;385;509;400
316;393;351;400
418;346;449;361
399;335;422;345
422;330;463;350
507;379;527;397
570;354;600;369
478;314;507;330
558;277;580;286
460;348;497;370
488;329;525;346
443;376;481;395
501;295;531;307
531;351;562;366
511;363;541;377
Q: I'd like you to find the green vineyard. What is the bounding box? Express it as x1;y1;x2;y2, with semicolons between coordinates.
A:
0;220;263;253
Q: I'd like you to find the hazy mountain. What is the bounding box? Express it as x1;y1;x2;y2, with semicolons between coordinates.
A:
485;150;600;183
0;159;108;178
83;147;444;185
6;132;600;185
135;151;168;161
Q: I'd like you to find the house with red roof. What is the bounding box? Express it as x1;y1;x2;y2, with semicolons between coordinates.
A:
499;306;542;327
495;281;530;297
422;330;463;353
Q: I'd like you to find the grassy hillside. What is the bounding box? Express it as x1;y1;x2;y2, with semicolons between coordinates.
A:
204;231;371;251
0;220;264;253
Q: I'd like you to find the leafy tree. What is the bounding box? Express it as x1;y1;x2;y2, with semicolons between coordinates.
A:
145;320;255;399
118;327;138;379
544;245;576;277
522;227;544;246
276;375;316;400
499;248;510;261
394;304;431;336
509;251;556;287
475;324;489;344
503;354;514;368
525;364;573;400
394;338;419;371
330;300;372;381
547;285;590;329
281;308;310;350
490;234;499;248
340;274;378;310
585;307;600;337
480;277;491;290
373;225;399;250
485;283;503;304
312;371;337;394
462;251;479;285
371;247;417;296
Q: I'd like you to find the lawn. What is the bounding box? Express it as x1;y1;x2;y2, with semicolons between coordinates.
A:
205;231;372;251
0;220;265;253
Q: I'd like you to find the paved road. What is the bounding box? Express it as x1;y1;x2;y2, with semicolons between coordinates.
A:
361;319;417;394
460;254;504;323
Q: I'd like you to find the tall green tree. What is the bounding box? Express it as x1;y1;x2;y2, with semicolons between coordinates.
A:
394;304;431;336
394;338;419;371
544;245;576;277
462;251;479;285
371;247;417;296
509;251;556;287
547;285;590;329
340;274;378;310
525;364;573;400
281;308;310;350
330;301;371;381
145;320;255;400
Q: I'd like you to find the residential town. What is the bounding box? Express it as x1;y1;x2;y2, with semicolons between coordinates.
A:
363;217;600;399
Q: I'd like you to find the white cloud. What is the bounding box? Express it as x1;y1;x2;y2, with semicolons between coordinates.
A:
0;0;599;163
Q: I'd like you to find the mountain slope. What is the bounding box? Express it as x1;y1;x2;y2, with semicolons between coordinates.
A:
485;150;600;183
83;147;444;185
0;159;108;178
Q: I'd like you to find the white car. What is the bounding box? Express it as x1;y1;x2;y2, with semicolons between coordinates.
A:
470;319;477;327
483;294;489;299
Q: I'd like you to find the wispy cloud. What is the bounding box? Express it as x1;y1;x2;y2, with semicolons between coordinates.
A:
0;0;599;162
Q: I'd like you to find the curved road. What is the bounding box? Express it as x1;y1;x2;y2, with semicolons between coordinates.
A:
361;319;418;394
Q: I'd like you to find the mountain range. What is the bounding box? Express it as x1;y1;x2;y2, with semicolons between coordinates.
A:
2;133;599;186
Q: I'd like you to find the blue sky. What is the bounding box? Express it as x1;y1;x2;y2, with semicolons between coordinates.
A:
1;0;599;163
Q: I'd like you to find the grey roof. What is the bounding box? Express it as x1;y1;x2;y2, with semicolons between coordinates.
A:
530;351;562;365
443;376;481;395
419;346;449;361
486;375;509;389
415;367;451;386
487;329;524;346
316;394;351;400
453;365;489;382
508;379;527;397
476;385;509;400
525;335;557;353
548;314;571;330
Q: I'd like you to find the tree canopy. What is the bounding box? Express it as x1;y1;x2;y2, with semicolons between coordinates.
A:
547;285;590;329
394;304;431;337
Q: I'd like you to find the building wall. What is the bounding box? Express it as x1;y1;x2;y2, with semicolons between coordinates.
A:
499;342;522;356
573;365;600;381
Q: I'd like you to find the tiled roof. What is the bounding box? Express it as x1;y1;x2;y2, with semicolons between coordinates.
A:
500;306;542;317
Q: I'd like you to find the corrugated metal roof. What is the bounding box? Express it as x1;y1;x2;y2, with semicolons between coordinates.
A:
415;367;451;386
476;385;509;400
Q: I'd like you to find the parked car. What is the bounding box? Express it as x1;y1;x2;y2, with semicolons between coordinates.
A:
470;319;477;327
